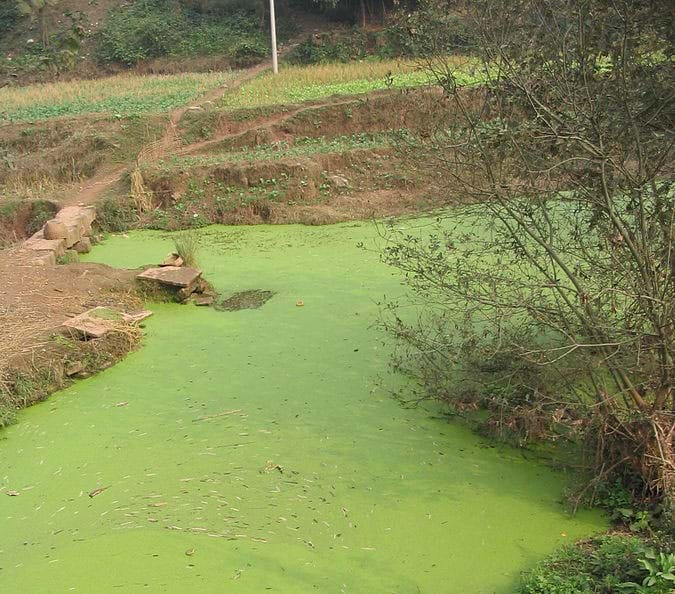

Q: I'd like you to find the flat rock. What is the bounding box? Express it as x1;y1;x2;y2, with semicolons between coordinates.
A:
43;220;68;241
161;253;184;267
193;294;215;306
62;306;153;339
329;174;350;189
72;237;92;254
32;251;57;266
24;237;66;258
137;266;202;288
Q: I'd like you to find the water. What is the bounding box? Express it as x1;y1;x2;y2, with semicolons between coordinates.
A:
0;220;605;593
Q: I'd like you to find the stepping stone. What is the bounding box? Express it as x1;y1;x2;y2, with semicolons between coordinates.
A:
136;266;202;289
62;306;153;339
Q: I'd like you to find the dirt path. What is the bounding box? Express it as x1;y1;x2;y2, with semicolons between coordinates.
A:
176;94;377;158
61;63;270;208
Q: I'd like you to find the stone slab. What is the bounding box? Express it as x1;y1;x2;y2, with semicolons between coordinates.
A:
24;237;66;258
62;307;153;339
136;266;202;288
31;251;57;266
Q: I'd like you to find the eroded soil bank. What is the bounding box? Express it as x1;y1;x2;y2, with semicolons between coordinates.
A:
0;220;606;593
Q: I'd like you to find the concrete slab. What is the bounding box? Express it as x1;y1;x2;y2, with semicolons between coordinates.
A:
136;266;202;288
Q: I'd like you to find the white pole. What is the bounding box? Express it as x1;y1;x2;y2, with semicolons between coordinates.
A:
269;0;279;75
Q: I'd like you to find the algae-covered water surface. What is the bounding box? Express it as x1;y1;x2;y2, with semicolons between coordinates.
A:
1;220;605;593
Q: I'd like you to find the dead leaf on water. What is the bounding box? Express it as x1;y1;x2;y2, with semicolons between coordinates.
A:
149;501;168;508
115;402;129;407
185;548;195;557
89;486;111;498
6;490;20;497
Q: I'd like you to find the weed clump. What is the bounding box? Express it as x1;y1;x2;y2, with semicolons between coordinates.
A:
173;230;199;267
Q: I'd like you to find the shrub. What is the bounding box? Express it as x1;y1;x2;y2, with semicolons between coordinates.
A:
0;3;20;38
96;0;188;65
26;200;58;235
97;197;136;233
520;535;674;594
287;16;475;66
95;1;275;67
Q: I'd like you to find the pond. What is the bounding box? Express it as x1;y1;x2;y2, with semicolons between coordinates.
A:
0;219;605;593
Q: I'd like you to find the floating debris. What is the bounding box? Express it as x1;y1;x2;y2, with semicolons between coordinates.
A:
262;460;284;474
215;290;275;312
6;490;20;497
193;409;242;422
89;486;110;498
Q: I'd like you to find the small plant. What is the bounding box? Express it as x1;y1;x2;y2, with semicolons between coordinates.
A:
173;230;199;267
619;549;675;593
56;251;79;265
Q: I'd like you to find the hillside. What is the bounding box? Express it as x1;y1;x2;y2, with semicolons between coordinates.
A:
0;0;309;84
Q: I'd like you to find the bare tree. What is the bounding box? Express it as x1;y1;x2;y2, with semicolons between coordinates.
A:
383;0;674;508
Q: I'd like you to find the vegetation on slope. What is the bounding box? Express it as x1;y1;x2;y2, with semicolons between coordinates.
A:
220;57;477;109
0;70;234;122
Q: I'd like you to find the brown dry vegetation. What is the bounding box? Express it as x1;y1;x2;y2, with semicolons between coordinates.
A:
0;248;142;422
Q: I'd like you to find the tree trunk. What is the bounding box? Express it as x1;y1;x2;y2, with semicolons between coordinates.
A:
360;0;367;28
39;9;48;49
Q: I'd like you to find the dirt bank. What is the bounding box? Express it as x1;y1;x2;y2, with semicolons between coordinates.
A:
0;248;142;423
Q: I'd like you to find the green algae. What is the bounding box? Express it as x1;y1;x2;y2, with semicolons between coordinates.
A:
0;220;606;593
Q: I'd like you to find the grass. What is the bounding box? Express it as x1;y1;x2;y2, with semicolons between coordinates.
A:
0;71;236;123
220;57;479;109
173;230;199;267
159;132;396;170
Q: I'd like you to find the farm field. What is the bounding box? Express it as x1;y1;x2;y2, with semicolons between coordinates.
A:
0;71;236;122
219;58;472;109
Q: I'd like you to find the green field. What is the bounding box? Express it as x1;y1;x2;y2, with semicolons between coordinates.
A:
161;132;394;170
0;71;235;123
220;58;478;109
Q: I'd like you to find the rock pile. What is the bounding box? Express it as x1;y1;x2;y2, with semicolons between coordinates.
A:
136;253;215;304
20;205;97;265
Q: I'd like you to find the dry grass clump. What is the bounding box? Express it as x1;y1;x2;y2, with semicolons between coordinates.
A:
130;168;153;213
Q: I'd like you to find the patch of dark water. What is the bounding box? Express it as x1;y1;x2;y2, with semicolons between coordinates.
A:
214;289;275;311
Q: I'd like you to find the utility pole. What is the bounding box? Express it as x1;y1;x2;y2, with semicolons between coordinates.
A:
269;0;279;74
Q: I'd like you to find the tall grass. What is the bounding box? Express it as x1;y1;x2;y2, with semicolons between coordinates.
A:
221;57;478;109
173;230;199;267
0;71;236;122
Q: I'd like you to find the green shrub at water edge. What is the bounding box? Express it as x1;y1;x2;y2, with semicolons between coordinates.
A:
520;535;674;594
